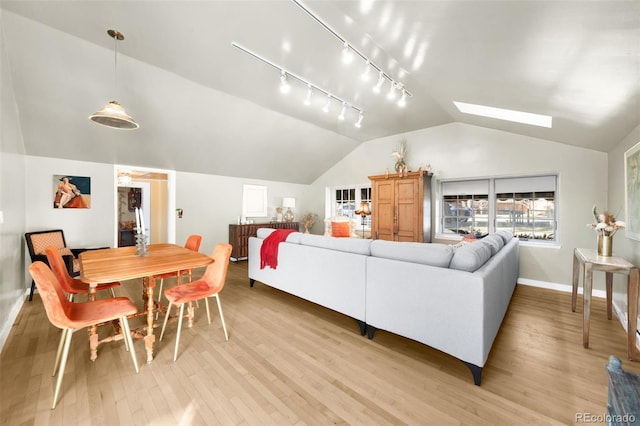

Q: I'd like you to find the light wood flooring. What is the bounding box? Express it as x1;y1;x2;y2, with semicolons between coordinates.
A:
2;261;640;425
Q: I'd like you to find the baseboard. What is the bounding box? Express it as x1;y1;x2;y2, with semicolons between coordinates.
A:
0;293;26;354
518;277;606;299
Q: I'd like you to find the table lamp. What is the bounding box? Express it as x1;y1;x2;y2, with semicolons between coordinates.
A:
355;202;371;238
283;197;296;222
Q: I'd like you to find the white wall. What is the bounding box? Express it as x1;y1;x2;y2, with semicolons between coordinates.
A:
175;171;315;256
312;122;609;288
0;14;27;351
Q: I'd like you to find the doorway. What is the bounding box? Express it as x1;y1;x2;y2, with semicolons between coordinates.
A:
114;166;176;247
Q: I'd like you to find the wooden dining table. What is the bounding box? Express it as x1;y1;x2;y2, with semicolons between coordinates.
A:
79;243;214;363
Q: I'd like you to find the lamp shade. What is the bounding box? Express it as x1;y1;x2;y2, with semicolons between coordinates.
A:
90;101;139;130
282;197;296;208
355;202;371;216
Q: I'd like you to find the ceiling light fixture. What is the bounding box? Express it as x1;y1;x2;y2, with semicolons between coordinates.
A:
397;89;407;107
453;101;553;128
373;71;385;94
361;60;371;81
232;42;363;126
279;70;291;94
291;0;412;107
89;29;139;130
323;94;332;113
355;112;364;128
304;84;312;106
342;41;354;64
338;102;347;121
387;82;397;100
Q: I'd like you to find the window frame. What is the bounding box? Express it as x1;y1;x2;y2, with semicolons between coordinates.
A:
327;184;372;229
438;174;558;245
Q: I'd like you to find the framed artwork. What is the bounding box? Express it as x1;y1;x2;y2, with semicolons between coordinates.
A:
242;184;268;218
625;141;640;241
53;175;91;208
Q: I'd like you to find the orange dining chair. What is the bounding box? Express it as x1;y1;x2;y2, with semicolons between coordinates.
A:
45;246;120;300
29;261;139;409
159;243;231;361
153;235;202;317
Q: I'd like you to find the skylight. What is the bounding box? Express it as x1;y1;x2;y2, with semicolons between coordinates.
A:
453;101;553;128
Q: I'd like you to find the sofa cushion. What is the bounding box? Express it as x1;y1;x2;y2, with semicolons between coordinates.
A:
370;240;454;268
449;240;493;272
256;228;275;239
256;228;301;243
481;234;504;256
331;221;351;238
495;230;514;244
324;217;358;238
299;233;372;255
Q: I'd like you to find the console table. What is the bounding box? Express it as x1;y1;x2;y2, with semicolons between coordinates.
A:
229;222;299;261
572;248;639;360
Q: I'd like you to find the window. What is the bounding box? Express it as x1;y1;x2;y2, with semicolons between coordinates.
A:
495;176;556;241
442;180;489;236
330;185;372;228
440;175;557;242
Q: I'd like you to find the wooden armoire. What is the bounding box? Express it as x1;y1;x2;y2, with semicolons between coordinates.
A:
369;171;433;242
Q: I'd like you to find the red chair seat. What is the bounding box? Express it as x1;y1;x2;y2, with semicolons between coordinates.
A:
64;297;138;329
164;280;213;304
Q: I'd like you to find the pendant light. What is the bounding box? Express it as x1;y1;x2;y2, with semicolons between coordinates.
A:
90;30;139;130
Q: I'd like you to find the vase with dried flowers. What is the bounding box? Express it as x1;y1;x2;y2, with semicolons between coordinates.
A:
587;205;625;256
392;139;407;173
301;212;319;234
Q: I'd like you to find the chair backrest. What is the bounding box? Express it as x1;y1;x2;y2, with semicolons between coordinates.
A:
185;235;202;252
45;246;77;294
201;243;232;293
29;261;73;329
25;229;69;259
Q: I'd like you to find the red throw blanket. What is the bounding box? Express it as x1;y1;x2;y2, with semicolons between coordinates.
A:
260;229;297;269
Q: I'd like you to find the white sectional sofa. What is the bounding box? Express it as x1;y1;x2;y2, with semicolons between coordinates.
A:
248;229;519;385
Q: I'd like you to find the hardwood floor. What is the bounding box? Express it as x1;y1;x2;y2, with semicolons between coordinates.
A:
2;261;639;425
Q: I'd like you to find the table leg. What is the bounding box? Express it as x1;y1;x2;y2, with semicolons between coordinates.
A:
628;268;639;361
143;277;156;364
606;272;613;320
87;283;99;361
583;263;593;348
572;251;580;312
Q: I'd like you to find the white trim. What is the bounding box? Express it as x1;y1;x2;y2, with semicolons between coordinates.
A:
0;294;25;353
518;277;607;299
611;300;640;352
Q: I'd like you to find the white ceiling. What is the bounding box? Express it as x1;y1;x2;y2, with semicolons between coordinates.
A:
1;1;639;184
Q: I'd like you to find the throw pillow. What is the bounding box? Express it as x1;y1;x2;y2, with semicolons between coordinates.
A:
331;221;350;238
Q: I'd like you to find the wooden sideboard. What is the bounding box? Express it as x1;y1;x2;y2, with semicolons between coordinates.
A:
229;222;299;261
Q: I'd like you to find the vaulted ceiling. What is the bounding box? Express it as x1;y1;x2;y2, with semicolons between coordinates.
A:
1;1;638;184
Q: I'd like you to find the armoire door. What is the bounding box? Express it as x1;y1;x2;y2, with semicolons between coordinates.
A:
395;177;423;241
372;179;395;240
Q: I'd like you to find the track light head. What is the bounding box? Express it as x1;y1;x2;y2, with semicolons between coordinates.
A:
304;84;312;106
387;81;397;100
373;71;385;94
338;102;346;121
361;61;372;81
342;41;354;64
322;94;331;113
355;111;364;128
279;70;291;94
397;88;407;107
